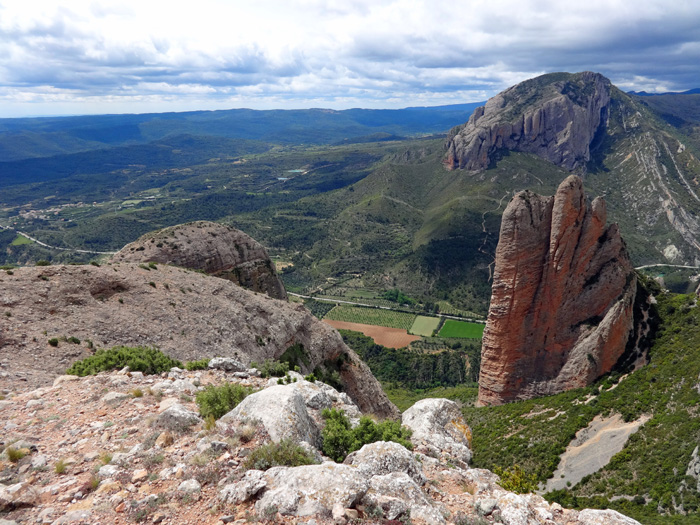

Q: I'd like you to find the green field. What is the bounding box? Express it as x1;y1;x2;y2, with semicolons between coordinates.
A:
409;315;441;336
324;305;416;330
438;319;485;339
10;234;32;246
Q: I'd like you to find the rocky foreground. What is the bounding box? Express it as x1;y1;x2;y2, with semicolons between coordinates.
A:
0;363;640;524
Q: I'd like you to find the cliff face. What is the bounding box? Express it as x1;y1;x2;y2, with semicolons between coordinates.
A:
0;263;396;418
111;221;287;300
478;176;639;405
445;72;611;172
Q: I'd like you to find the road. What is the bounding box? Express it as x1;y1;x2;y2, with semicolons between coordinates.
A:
287;292;486;324
0;225;116;255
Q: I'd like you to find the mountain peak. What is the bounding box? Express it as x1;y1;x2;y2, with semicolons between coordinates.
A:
444;71;611;172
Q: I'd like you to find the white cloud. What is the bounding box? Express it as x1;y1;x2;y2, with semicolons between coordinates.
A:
0;0;698;116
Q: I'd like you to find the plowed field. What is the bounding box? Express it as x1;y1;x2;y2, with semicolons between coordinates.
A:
323;320;420;348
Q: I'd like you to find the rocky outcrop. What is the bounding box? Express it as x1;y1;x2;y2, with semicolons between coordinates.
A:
111;221;287;300
445;71;611;172
0;365;641;524
479;176;639;405
402;398;472;466
0;263;396;418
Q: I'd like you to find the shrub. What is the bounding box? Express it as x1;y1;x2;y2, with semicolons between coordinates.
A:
65;346;183;376
196;383;253;420
6;447;27;463
36;260;50;266
321;408;413;462
252;359;289;378
185;359;210;371
48;338;59;347
55;459;68;474
244;439;317;471
494;465;538;494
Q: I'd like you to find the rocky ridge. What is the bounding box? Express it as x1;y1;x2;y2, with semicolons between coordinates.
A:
479;175;643;405
444;72;611;172
0;262;395;418
111;221;287;301
0;364;640;524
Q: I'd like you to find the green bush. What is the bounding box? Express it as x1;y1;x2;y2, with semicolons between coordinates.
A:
196;382;253;420
321;408;412;462
494;465;538;494
252;359;289;378
244;439;318;470
185;358;210;371
65;346;183;376
48;338;59;347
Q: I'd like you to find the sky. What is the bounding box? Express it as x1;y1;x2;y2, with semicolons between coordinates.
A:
0;0;699;118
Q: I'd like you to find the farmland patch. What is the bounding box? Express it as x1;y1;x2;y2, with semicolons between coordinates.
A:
438;319;485;339
323;320;420;348
409;315;441;336
324;305;416;330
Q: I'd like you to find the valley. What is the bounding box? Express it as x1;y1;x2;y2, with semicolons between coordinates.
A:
3;72;700;523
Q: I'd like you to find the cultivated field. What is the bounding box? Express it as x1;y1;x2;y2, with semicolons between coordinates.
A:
323;320;420;348
438;319;485;339
409;315;441;336
324;305;416;330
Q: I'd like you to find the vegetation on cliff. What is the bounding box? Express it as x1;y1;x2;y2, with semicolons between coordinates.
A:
463;279;700;524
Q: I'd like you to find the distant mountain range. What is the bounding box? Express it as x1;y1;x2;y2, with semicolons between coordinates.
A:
0;103;484;163
628;88;700;96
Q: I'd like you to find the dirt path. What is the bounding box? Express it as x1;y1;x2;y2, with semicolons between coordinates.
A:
543;413;651;493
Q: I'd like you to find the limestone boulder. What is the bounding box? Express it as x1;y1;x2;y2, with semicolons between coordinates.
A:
218;384;321;448
344;441;424;485
360;472;441;523
153;403;202;433
402;398;472;466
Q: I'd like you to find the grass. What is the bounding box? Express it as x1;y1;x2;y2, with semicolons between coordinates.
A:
324;305;416;330
409;315;441;336
244;439;318;471
438;319;485;339
9;234;31;246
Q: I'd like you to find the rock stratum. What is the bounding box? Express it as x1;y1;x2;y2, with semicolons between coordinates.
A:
479;175;641;405
111;221;287;300
0;262;396;418
444;71;611;172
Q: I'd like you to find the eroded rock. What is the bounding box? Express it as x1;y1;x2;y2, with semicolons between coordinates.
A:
110;221;288;300
444;71;611;172
479;176;641;405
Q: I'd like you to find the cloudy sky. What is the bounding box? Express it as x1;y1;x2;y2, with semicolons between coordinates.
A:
0;0;698;117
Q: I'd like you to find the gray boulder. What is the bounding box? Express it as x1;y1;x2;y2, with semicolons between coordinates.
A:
0;482;37;510
577;509;641;525
256;463;369;517
218;384;320;448
402;398;472;466
361;472;443;523
153;403;202;433
345;441;424;485
219;470;267;505
208;357;245;372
